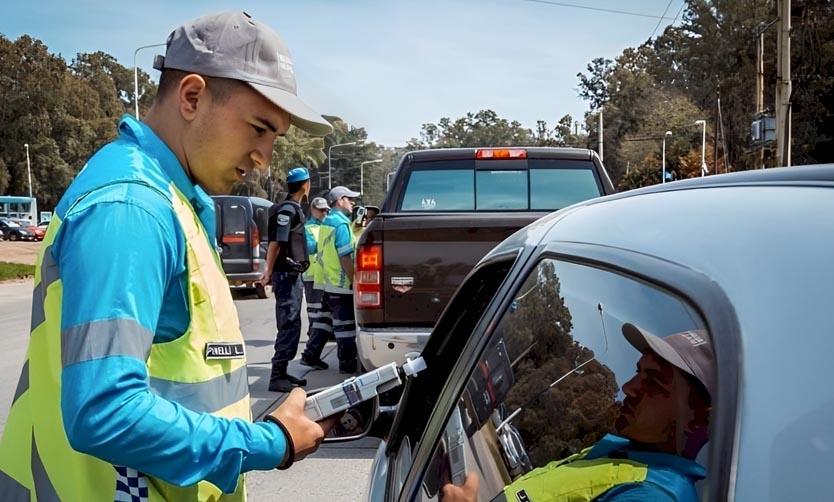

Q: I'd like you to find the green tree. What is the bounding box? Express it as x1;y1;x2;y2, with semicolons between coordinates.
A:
407;109;536;149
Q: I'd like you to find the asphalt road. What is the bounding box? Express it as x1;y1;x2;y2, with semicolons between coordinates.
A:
0;279;378;501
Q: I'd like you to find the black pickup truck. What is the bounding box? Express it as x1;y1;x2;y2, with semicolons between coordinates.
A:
353;147;615;369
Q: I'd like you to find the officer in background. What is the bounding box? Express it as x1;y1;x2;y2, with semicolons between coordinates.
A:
319;186;362;373
261;167;311;392
299;196;333;370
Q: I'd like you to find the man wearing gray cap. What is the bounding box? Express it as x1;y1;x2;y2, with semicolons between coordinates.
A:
0;11;334;501
443;324;714;502
318;186;362;373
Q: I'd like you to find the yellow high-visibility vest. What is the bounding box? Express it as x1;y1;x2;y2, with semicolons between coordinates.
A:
0;183;251;501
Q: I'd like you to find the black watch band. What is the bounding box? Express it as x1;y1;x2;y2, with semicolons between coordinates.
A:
264;415;295;470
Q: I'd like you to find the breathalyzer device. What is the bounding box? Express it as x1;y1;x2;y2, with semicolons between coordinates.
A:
304;357;427;421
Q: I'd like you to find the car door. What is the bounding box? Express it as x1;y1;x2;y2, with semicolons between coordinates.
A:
391;243;740;502
215;198;253;274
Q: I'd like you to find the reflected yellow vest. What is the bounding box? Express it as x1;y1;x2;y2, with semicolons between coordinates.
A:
499;448;647;502
0;183;251;501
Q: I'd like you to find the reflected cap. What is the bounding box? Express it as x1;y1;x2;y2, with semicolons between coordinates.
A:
622;323;715;398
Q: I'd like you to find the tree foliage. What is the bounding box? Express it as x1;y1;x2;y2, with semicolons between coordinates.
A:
0;34;147;210
578;0;834;189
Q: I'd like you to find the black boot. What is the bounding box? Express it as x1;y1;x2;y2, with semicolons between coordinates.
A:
269;367;307;393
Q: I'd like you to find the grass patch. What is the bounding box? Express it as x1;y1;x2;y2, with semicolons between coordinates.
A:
0;262;36;281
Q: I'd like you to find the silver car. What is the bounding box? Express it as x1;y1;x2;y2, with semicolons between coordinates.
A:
338;165;834;501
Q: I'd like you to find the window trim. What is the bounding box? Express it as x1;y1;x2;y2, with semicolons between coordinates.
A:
398;241;742;502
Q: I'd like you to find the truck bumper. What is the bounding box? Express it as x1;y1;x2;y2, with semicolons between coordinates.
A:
357;328;431;370
224;259;267;284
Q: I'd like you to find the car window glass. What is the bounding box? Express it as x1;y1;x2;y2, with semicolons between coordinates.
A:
254;206;269;241
476;170;527;210
418;259;713;501
529;167;601;210
221;204;248;241
402;169;475;211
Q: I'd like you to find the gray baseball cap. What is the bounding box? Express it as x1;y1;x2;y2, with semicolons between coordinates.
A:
153;11;332;136
622;323;715;398
327;186;361;205
310;197;329;210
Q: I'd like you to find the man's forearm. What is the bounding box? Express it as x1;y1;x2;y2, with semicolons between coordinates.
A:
339;255;354;282
264;241;281;275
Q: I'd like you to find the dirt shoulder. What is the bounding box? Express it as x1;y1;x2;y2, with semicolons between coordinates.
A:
0;241;42;266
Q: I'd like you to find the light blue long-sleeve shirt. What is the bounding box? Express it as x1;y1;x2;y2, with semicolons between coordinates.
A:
53;115;285;492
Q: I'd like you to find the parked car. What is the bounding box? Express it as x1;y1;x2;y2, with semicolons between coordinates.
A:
354;147;614;370
212;195;272;298
337;165;834;501
11;218;45;241
0;218;34;241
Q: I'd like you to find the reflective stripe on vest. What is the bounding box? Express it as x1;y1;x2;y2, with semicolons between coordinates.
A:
0;182;250;501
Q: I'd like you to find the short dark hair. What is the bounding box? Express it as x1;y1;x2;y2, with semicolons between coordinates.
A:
287;179;308;195
154;69;244;104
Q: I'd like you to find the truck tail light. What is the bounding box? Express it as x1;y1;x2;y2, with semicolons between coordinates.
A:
475;148;528;159
251;222;260;258
356;244;382;309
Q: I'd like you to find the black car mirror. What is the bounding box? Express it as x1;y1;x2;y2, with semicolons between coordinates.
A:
323;395;379;443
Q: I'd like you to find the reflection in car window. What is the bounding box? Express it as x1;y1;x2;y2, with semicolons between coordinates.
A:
423;259;714;502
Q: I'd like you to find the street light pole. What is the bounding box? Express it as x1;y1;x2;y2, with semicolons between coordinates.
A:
327;141;362;190
662;131;672;184
360;159;383;195
133;43;166;119
23;143;32;200
694;120;707;177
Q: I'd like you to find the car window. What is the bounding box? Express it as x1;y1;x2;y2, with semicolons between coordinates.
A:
529;162;602;210
475;170;527;210
401;168;475;211
221;204;249;243
253;206;269;242
417;259;713;501
400;158;602;212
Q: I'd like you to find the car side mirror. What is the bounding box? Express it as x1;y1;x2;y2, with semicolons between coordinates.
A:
322;395;380;443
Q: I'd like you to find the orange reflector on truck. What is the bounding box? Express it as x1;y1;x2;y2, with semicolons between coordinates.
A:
475;149;528;159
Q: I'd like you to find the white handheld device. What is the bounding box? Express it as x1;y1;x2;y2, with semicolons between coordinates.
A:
304;357;427;421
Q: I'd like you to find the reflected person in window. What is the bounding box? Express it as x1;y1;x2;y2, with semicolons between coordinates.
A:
442;323;714;502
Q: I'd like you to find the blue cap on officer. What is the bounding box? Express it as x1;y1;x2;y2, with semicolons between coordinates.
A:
287;167;310;183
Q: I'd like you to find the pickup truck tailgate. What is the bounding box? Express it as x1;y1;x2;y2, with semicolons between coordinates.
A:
375;213;540;326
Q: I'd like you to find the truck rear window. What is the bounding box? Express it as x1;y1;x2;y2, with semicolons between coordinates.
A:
400;159;602;211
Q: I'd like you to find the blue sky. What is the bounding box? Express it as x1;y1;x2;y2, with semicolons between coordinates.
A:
2;0;684;147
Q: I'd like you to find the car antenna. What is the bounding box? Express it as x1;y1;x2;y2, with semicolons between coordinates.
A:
497;303;608;433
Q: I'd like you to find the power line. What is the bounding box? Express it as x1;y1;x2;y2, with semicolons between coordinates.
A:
671;1;686;25
650;0;676;39
522;0;679;20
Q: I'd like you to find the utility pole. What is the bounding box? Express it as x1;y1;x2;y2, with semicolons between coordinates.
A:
757;28;765;168
775;0;792;167
598;107;604;162
714;87;720;173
